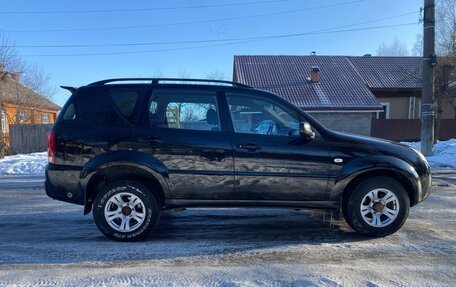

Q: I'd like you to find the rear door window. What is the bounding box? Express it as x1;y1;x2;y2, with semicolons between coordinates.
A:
148;90;220;132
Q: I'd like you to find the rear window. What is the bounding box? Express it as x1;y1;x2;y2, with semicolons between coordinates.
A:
62;103;75;121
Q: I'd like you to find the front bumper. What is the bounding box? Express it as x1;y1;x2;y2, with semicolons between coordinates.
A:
415;158;432;205
45;163;85;205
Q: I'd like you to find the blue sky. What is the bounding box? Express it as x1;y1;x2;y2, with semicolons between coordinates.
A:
0;0;422;106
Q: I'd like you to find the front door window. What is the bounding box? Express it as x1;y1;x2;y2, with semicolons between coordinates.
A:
227;94;301;137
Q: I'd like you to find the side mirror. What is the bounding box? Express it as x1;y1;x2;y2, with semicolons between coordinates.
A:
299;122;315;140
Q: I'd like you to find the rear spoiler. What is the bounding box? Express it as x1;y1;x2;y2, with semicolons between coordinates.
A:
60;86;76;94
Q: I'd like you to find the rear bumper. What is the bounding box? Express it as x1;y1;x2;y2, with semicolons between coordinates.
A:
45;163;84;205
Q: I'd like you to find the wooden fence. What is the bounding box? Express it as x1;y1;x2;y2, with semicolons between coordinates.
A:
9;124;53;155
371;119;456;142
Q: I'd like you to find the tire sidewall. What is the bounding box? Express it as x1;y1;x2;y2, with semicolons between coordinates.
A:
93;181;160;241
346;177;410;237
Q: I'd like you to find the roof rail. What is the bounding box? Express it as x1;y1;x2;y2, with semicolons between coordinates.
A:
87;78;252;88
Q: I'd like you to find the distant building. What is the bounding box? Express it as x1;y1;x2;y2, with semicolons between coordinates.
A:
0;73;60;152
233;55;455;138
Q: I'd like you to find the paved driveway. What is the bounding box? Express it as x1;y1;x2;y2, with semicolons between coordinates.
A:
0;173;455;286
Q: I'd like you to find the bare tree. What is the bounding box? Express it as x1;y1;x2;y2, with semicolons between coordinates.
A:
0;34;56;156
394;1;456;142
0;34;23;157
412;34;423;56
376;37;410;56
433;0;456;141
177;67;191;79
0;34;24;75
21;63;56;100
205;70;226;80
436;0;456;56
153;71;165;78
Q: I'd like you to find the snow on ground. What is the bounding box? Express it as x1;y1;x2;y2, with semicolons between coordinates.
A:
0;152;47;175
401;139;456;170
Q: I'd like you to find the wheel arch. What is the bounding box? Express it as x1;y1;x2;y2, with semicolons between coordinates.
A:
340;169;416;208
330;156;421;207
80;151;171;214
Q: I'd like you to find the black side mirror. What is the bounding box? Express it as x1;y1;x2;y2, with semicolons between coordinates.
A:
299;122;315;139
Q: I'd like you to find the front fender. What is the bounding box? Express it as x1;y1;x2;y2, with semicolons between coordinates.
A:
329;155;421;203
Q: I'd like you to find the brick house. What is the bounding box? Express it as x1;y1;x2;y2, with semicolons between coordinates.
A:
0;73;60;152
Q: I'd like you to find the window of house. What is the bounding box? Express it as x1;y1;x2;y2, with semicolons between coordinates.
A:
226;93;301;136
417;100;422;119
376;102;390;119
17;110;27;124
41;113;50;124
1;110;6;133
149;90;219;132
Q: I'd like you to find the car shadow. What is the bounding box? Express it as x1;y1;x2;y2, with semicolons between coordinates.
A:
0;208;372;265
151;208;362;244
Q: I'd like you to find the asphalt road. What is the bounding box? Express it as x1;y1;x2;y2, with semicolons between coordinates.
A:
0;173;455;286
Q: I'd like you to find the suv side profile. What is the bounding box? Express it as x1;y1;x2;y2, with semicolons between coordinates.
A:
46;78;431;241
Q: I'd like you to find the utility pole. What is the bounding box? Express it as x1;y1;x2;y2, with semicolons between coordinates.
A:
421;0;436;156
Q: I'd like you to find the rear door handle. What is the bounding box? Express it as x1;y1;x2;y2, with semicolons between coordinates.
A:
237;143;260;152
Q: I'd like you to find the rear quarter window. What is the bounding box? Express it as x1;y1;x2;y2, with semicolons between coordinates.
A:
110;91;141;123
77;88;125;126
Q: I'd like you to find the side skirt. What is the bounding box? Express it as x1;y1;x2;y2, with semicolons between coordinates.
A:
165;199;339;210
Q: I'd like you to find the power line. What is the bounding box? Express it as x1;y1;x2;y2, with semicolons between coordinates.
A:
22;22;419;57
3;0;365;33
0;0;290;14
7;11;421;48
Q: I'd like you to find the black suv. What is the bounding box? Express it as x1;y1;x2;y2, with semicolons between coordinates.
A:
46;78;431;241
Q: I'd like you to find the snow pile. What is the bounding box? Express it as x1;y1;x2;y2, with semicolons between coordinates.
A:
401;139;456;170
0;152;48;175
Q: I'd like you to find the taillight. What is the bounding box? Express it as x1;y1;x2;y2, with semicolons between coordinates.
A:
48;129;56;164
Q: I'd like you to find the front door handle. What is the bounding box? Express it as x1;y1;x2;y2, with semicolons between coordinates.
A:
237;143;260;152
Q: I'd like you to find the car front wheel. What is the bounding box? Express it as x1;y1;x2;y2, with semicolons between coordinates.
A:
93;180;160;241
344;176;410;237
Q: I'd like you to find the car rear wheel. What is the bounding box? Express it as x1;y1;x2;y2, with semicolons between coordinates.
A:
343;176;410;237
93;180;160;241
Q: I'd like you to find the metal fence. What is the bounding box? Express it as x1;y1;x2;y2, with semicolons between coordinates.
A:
9;124;53;155
371;119;456;142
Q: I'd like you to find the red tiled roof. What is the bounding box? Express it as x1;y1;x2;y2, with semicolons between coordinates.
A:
233;55;383;111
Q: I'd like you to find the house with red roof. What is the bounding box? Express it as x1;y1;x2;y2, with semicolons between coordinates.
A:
233;55;455;140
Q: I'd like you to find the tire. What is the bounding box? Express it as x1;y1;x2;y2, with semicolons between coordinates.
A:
93;180;160;241
343;176;410;237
